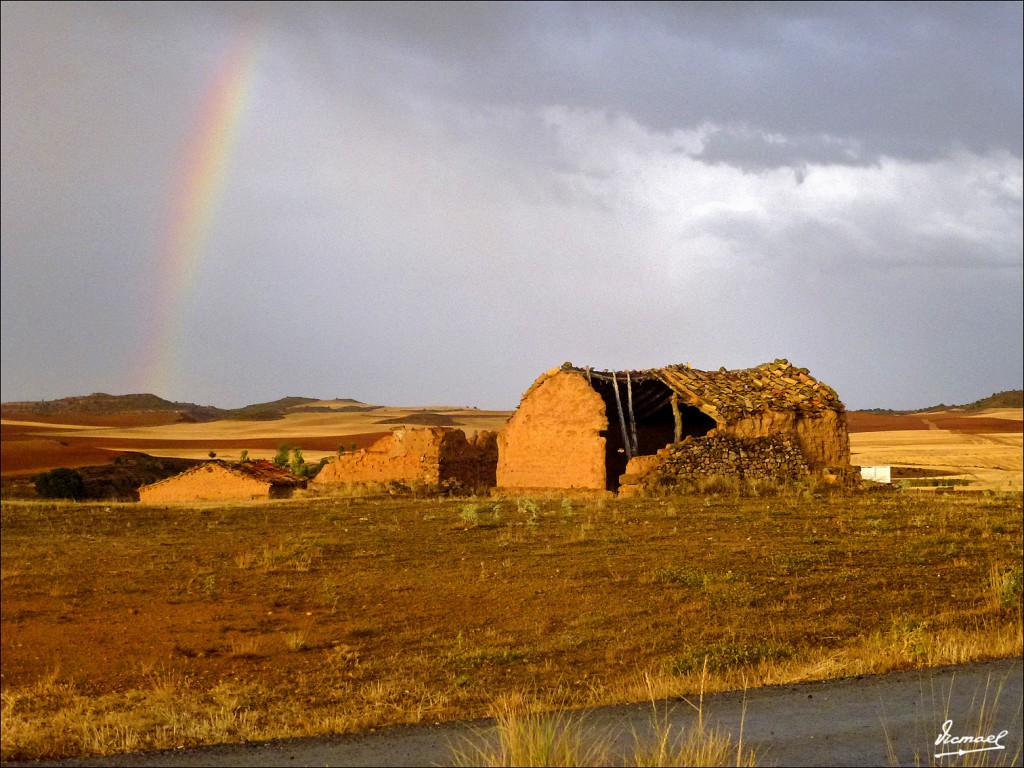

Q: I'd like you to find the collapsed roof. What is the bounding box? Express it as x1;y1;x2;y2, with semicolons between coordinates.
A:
225;459;306;487
567;358;844;424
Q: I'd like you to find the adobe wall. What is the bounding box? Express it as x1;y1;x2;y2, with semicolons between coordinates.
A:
716;408;851;472
794;409;851;470
139;464;270;503
312;427;498;491
496;370;608;491
619;434;811;496
312;428;444;487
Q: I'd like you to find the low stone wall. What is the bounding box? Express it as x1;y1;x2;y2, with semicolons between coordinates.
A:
619;434;811;496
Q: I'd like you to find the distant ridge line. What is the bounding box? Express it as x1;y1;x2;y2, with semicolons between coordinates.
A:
856;389;1022;415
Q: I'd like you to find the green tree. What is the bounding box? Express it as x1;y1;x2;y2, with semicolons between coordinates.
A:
208;450;217;459
273;443;292;469
33;467;86;500
239;449;249;463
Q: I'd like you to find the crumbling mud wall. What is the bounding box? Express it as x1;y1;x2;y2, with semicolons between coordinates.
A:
618;434;811;496
794;409;851;470
139;464;270;503
496;370;608;491
312;427;497;491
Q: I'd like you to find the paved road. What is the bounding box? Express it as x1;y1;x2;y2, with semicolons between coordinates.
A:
19;658;1023;767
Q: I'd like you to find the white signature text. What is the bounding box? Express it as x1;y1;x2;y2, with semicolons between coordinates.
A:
934;719;1009;758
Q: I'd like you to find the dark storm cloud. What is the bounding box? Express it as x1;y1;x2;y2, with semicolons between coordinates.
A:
303;1;1023;164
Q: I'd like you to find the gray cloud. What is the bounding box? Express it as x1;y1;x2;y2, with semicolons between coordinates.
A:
2;1;1021;410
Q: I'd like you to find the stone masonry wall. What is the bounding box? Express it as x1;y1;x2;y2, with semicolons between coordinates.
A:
496;370;608;491
139;464;271;503
618;434;810;496
312;427;497;491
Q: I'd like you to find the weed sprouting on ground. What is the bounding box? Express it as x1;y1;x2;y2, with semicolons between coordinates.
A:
1;490;1021;761
668;641;794;675
988;562;1023;612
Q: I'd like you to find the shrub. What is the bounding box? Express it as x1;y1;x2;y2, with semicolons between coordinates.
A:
32;468;86;500
289;448;306;477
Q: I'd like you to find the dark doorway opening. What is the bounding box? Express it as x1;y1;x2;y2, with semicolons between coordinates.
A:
586;372;717;490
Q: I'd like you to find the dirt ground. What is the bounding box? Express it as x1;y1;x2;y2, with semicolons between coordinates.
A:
845;410;1023;433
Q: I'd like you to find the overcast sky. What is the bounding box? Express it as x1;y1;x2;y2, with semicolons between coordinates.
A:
2;2;1021;411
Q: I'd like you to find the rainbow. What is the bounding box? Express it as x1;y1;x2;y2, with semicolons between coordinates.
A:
140;21;262;399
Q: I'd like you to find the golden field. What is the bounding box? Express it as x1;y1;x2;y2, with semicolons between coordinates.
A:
848;407;1022;492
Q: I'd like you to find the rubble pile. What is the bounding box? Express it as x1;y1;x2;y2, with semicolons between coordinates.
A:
619;434;811;495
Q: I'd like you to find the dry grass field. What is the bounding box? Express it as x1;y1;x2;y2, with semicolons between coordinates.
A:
2;488;1021;762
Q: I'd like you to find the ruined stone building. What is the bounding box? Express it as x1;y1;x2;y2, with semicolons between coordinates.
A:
312;427;498;492
496;359;851;494
138;460;306;503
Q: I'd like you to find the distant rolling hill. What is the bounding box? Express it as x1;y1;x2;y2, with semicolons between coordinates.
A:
962;390;1024;410
0;393;352;423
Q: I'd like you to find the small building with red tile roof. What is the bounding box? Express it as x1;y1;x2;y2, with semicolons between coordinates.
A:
137;460;306;503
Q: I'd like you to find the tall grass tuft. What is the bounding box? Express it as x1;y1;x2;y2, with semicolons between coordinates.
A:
450;671;755;767
450;692;605;767
628;716;755;767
